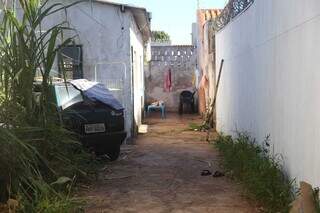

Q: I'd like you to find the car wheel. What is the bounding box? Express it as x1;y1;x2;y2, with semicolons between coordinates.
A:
106;145;120;161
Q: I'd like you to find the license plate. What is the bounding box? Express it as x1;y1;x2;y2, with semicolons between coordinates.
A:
84;123;106;134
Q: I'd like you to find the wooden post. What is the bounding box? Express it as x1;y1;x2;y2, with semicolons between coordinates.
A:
202;59;224;129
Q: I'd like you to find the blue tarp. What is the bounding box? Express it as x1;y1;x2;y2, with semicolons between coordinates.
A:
70;79;124;110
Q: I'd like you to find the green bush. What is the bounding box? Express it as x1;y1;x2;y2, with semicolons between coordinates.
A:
151;31;170;42
0;125;95;212
214;133;296;213
18;124;98;180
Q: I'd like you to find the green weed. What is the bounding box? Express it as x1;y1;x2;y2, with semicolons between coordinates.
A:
0;125;94;212
214;133;296;213
19;178;84;212
188;122;210;131
188;123;202;131
314;187;320;212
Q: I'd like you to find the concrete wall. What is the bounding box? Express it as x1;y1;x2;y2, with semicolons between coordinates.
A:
129;16;145;134
192;23;197;47
43;0;147;138
202;21;217;114
146;45;196;112
196;9;221;115
215;0;320;186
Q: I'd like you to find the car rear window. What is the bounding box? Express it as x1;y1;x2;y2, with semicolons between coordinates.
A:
55;84;83;109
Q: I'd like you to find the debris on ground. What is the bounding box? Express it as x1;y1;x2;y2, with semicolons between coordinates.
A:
104;175;135;180
138;124;149;134
104;167;136;180
193;158;213;167
201;170;212;176
212;171;225;178
201;170;225;178
99;166;111;173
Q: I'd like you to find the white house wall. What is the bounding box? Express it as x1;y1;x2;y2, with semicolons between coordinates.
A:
129;15;145;132
216;0;320;186
44;1;146;138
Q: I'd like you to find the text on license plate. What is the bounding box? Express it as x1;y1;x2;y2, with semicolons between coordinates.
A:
85;123;106;134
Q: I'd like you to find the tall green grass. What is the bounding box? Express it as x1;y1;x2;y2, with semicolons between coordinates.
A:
0;0;77;126
0;125;96;211
0;0;97;211
0;127;40;202
214;133;296;213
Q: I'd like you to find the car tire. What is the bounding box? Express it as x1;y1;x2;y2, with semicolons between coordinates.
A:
106;145;120;161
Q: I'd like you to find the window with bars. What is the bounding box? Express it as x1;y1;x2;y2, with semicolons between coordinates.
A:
58;45;83;79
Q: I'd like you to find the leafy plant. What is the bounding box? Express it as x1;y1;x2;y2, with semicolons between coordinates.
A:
0;0;77;126
0;127;41;202
0;0;97;211
0;124;96;211
19;178;84;212
214;133;296;213
151;30;170;42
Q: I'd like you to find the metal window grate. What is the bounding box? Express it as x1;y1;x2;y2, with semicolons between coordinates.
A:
213;0;254;31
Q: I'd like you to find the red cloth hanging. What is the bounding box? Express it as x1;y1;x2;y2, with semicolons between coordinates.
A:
164;68;172;92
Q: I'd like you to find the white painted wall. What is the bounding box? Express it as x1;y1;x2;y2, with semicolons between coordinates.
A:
216;0;320;186
129;16;145;132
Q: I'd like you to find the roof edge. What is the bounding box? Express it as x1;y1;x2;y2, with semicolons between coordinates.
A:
94;0;151;42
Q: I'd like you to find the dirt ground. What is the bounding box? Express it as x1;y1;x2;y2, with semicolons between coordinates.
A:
82;113;257;213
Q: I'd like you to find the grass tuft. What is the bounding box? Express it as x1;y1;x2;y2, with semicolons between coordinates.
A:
187;122;210;131
188;123;202;131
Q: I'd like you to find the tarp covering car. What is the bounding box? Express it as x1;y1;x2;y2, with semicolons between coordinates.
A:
70;79;124;110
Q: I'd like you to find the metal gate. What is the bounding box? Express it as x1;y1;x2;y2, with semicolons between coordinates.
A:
94;62;127;107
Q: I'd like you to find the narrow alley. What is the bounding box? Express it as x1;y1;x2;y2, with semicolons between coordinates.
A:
2;0;320;212
83;114;257;213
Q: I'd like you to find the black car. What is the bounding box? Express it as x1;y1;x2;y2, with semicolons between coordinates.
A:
35;79;127;160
